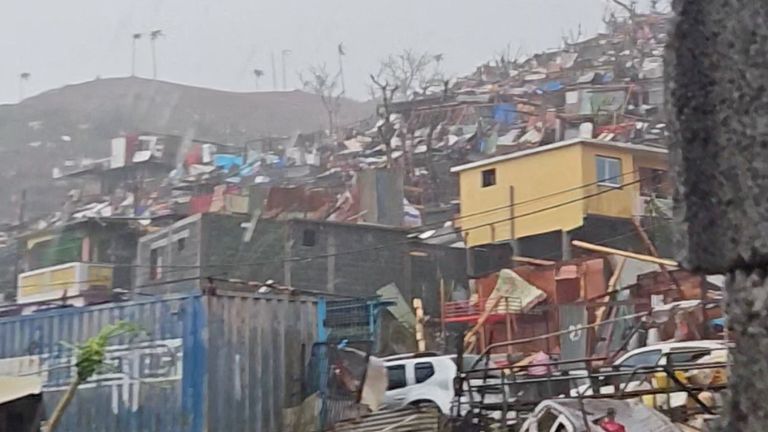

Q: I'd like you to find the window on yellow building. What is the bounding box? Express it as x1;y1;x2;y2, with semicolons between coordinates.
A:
596;156;622;186
481;168;496;187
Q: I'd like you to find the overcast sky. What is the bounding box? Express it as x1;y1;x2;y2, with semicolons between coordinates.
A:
0;0;660;104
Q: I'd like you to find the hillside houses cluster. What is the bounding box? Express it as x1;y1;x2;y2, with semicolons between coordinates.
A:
0;9;735;431
0;9;713;363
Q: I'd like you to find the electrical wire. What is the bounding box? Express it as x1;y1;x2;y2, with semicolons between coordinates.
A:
125;176;647;271
413;169;642;231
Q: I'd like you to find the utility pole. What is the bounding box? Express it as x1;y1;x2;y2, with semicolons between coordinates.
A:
150;29;164;80
131;33;142;76
338;42;346;95
271;51;277;90
281;49;291;89
17;189;26;224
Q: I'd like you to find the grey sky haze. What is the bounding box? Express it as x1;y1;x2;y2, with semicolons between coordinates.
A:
1;0;653;104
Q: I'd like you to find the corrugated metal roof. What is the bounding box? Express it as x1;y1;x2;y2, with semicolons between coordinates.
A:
450;138;668;173
327;407;439;432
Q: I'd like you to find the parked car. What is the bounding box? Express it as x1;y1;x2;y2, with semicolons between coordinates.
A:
380;353;501;414
381;353;456;413
570;340;728;397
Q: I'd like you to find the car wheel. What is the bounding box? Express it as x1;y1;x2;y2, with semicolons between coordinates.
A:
410;400;440;412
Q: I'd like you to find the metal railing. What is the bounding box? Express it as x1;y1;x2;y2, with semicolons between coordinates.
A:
454;347;729;427
444;296;523;321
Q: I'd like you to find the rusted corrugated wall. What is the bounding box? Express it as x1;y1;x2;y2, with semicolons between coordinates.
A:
328;407;439;432
205;291;318;432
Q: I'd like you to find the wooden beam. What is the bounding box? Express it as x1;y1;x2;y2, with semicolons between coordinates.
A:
463;295;503;351
413;298;426;352
439;278;447;351
571;240;679;267
512;255;556;266
481;310;648;355
631;218;682;290
595;257;626;328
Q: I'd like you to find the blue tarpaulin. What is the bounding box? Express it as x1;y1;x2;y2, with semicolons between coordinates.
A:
539;81;564;92
492;103;518;124
213;154;243;170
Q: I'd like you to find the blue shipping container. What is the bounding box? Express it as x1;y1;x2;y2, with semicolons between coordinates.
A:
0;291;319;432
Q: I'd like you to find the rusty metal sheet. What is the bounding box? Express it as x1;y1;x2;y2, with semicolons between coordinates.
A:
558;304;588;369
327;407;439;432
205;292;318;432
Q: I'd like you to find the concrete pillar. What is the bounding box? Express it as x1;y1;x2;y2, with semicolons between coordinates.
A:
561;230;572;261
668;1;768;429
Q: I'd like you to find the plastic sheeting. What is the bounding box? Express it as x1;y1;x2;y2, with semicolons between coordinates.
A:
485;269;547;314
0;376;41;405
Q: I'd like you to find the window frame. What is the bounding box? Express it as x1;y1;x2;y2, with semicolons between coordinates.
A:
149;246;164;280
302;228;317;247
595;155;622;187
481;168;497;188
616;349;662;369
386;364;407;390
414;361;436;384
667;347;716;365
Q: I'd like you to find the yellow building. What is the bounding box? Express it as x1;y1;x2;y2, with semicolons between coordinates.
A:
450;138;670;256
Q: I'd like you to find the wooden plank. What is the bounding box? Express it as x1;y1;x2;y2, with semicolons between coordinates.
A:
595;257;626;327
511;255;556;266
631;218;682;290
571;240;679;267
463;295;503;351
413;298;426;352
439;278;447;351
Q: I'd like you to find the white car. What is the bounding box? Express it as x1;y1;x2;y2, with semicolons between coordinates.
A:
570;340;728;397
381;353;456;413
381;353;501;414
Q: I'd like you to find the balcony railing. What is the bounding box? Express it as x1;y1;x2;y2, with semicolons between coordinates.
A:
444;296;523;323
17;262;113;304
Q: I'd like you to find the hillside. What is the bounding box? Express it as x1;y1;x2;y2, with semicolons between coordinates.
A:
0;77;374;221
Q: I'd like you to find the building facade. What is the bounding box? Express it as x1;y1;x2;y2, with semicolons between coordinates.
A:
451;138;670;258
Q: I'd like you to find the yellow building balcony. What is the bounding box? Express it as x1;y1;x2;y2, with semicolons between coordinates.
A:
17;262;113;304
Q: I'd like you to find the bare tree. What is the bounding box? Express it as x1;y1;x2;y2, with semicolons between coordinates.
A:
300;64;344;134
610;0;637;17
131;33;143;76
370;75;399;167
252;68;264;89
18;72;30;102
374;49;444;100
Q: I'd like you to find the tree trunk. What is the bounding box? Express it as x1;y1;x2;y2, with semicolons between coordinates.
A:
43;377;82;432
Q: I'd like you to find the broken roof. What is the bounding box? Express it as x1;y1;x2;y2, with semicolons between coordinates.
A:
450;138;668;173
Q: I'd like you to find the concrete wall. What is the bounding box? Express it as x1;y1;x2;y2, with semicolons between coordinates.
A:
135;214;467;318
284;220;411;298
458;143;585;247
135;214;203;295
